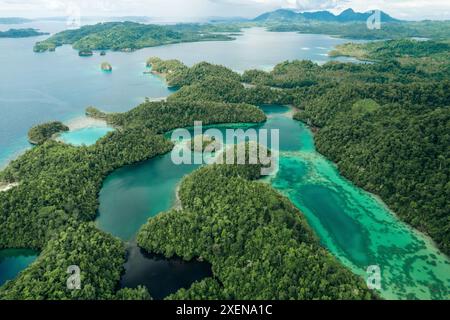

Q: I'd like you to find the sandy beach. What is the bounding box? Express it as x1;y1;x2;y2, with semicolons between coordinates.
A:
64;116;109;131
0;182;19;192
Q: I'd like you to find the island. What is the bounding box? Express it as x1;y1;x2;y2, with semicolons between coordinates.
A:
0;33;449;300
33;21;239;53
101;62;112;72
0;28;49;38
27;121;69;145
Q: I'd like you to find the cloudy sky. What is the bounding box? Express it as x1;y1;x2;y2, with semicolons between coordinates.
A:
0;0;449;20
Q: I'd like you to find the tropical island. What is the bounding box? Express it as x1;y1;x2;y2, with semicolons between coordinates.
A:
33;21;239;53
0;28;48;38
27;121;69;145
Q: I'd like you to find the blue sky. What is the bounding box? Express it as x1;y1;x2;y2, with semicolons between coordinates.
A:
0;0;449;20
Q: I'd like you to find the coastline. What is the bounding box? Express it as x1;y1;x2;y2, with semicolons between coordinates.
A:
64;116;110;130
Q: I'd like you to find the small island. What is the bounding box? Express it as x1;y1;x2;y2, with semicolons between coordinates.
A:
101;62;112;72
79;50;94;57
0;28;49;38
28;121;69;145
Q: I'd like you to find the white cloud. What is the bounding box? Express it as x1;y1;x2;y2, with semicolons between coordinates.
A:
0;0;449;20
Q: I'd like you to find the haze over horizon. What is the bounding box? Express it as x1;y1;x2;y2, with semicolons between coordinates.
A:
0;0;449;21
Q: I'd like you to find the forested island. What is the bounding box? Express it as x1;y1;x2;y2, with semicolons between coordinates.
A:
27;121;69;145
33;21;239;53
144;41;450;256
0;28;48;38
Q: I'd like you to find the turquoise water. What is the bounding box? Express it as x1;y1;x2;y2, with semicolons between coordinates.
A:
2;22;448;299
0;249;38;287
96;105;450;300
58;127;114;146
0;23;358;166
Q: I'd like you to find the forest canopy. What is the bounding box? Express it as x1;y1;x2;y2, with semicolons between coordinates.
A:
27;121;69;145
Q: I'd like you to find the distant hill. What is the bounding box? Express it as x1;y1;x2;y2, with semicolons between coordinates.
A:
253;8;400;23
0;28;48;38
0;17;32;24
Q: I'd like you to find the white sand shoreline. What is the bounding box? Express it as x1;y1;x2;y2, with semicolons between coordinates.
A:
64;116;109;131
0;182;19;192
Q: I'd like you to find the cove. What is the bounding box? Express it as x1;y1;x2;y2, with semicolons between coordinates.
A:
58;126;114;146
97;105;450;300
120;244;213;300
0;249;38;287
0;24;361;167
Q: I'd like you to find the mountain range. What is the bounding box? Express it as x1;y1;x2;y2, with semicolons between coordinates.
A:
253;8;400;23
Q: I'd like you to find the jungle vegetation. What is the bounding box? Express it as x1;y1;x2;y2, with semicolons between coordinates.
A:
0;98;264;299
1;36;448;299
137;163;377;299
142;44;450;255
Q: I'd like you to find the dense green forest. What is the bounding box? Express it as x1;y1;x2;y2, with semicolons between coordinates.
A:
144;46;449;256
0;98;264;299
137;163;376;299
240;40;449;254
0;28;48;38
33;21;237;52
2;36;448;299
27;121;69;145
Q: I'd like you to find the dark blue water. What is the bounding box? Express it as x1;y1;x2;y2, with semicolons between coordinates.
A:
0;249;38;286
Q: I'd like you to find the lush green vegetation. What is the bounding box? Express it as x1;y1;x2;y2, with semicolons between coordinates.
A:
0;97;265;299
2;34;449;299
265;20;450;40
242;41;450;254
33;22;238;52
330;39;450;60
27;121;69;145
104;100;265;131
0;28;48;38
137;163;376;299
153;43;450;256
